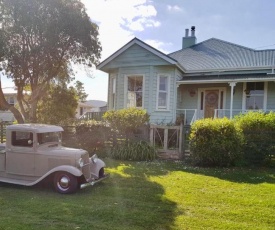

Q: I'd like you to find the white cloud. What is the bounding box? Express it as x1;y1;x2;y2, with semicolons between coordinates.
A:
167;5;182;12
144;39;171;54
81;0;160;60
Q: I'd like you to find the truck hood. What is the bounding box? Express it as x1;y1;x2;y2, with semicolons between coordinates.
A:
37;145;88;158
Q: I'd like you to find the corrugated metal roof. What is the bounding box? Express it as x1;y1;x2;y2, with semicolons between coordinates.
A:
169;38;275;71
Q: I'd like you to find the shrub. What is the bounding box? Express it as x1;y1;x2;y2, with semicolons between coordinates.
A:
234;111;275;166
190;118;243;167
103;108;149;140
74;120;111;157
110;140;157;161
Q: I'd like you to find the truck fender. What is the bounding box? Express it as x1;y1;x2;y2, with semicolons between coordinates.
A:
27;165;83;186
45;165;83;177
90;158;106;178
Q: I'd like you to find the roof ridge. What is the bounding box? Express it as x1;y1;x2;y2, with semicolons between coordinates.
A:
169;38;255;56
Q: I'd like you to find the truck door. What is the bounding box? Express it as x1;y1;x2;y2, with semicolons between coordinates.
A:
6;131;35;176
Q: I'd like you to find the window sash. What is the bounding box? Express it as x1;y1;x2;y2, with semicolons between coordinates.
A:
245;82;265;110
127;75;143;108
157;75;169;109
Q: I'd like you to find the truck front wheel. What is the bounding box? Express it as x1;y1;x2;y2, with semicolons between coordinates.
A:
54;172;78;194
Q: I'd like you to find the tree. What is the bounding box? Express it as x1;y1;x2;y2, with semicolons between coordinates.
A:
74;80;88;102
37;84;78;125
0;0;101;123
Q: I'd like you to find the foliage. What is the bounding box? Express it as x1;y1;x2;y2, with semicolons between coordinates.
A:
0;160;274;229
103;108;150;137
190;118;243;167
74;80;88;102
0;0;101;122
37;84;78;125
110;141;157;161
74;120;110;156
234;111;275;166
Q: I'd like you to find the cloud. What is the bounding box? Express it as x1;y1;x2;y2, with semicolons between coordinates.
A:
144;39;172;54
81;0;160;59
167;5;183;12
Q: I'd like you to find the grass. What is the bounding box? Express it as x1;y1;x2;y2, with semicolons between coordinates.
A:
0;159;274;230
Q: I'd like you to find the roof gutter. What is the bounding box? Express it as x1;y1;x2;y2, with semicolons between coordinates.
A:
177;76;275;85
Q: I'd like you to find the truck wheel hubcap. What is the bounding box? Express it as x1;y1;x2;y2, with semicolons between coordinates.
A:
58;176;70;190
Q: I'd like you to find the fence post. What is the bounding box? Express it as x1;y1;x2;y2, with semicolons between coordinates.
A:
0;123;3;143
163;127;168;151
179;122;183;155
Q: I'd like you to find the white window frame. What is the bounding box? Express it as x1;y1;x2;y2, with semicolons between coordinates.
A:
242;82;267;111
111;75;116;109
156;74;170;110
124;74;145;108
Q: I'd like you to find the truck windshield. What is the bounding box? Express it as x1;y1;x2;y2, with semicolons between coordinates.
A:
37;132;62;145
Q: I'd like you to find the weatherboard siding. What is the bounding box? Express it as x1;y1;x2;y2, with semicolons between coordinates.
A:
103;44;171;70
148;66;177;124
107;65;178;124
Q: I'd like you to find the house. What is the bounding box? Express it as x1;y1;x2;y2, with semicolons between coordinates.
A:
75;102;93;118
97;26;275;125
0;88;17;122
85;100;107;112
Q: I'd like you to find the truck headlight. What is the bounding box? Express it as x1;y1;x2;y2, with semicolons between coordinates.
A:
91;154;98;163
78;158;84;167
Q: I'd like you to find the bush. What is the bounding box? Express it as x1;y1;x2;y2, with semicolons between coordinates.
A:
190;118;243;167
234;111;275;166
103;108;149;139
110;140;157;161
74;120;111;157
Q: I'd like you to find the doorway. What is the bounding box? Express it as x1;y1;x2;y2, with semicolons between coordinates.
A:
199;88;226;119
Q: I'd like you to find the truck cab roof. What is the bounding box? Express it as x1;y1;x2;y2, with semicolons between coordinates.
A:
7;124;64;133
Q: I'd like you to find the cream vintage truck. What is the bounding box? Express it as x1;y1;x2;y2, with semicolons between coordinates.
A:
0;124;108;194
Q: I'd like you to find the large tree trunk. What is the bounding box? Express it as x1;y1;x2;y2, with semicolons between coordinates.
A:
0;81;24;123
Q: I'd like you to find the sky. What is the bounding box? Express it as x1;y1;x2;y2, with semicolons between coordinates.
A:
3;0;275;101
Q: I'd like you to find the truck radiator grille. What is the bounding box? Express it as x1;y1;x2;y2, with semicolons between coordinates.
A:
81;153;90;180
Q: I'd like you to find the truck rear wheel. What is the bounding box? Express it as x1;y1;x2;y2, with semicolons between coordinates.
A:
54;172;78;194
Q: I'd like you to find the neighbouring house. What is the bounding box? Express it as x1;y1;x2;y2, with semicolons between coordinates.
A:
77;100;107;120
0;88;17;122
76;102;93;119
97;26;275;125
85;100;107;112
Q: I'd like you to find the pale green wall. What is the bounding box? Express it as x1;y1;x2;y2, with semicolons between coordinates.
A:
106;44;179;124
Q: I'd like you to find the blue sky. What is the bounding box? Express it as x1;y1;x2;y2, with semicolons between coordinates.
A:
3;0;275;101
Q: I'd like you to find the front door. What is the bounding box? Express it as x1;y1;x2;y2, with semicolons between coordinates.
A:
204;90;219;118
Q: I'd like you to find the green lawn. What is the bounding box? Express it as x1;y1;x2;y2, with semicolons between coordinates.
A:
0;159;274;230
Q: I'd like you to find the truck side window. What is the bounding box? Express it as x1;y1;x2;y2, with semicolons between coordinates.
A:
11;131;33;147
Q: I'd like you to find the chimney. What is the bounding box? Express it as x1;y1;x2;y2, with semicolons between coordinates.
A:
182;26;197;49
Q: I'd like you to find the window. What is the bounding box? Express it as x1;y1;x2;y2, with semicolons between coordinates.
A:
245;82;264;110
157;75;169;109
12;131;33;147
127;75;143;108
37;132;61;145
111;76;116;109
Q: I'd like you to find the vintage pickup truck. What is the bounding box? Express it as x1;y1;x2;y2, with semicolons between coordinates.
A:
0;123;108;194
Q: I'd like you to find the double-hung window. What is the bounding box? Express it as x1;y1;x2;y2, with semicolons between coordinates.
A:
245;82;265;110
111;76;116;109
157;75;169;110
126;75;143;108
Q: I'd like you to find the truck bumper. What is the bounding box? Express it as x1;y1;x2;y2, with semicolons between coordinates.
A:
80;173;109;189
